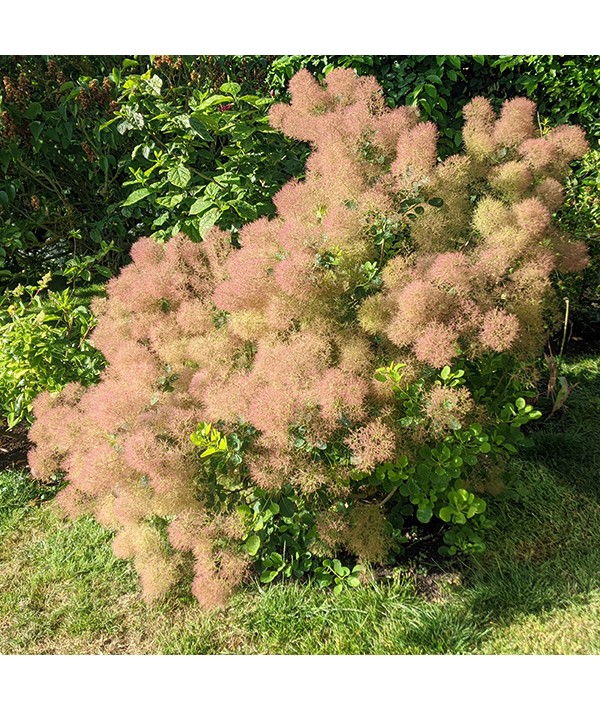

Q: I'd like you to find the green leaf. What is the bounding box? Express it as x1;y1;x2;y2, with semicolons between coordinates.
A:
189;197;212;216
189;114;212;140
195;207;220;238
24;102;42;120
260;570;279;584
347;576;360;588
245;534;261;556
428;197;444;209
29;120;45;141
515;397;526;410
194;94;231;112
122;188;151;206
167;165;191;189
220;81;241;96
270;552;283;567
274;498;292;520
439;506;453;523
316;572;333;588
145;74;163;95
237;504;252;517
416;506;433;523
233;201;258;221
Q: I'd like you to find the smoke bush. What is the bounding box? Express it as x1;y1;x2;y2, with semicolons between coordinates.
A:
28;69;589;608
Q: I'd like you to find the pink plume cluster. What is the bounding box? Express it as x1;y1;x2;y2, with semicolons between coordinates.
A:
28;69;589;608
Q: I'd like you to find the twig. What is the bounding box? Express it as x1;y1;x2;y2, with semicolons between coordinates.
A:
558;298;570;362
379;486;398;508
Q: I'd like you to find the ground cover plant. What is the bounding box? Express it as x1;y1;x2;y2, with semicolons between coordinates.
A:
27;68;591;610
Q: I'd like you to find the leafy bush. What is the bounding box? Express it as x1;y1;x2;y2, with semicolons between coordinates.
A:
111;65;307;243
0;56;130;282
554;147;600;342
28;68;589;608
0;55;306;286
0;274;105;428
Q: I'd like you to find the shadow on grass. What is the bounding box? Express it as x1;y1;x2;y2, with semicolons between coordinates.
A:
457;354;600;634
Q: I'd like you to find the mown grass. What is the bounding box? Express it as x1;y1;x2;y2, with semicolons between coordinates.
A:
0;355;598;654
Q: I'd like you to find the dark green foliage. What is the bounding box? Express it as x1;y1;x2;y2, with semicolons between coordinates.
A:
0;56;133;282
555;148;600;344
0;55;304;285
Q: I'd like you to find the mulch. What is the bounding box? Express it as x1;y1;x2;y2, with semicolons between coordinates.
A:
0;422;30;471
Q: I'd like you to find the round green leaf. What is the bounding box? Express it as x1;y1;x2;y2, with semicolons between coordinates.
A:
260;569;279;584
245;534;261;555
416;506;433;523
439;506;453;523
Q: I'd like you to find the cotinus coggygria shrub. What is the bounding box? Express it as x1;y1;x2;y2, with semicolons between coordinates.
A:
28;69;589;608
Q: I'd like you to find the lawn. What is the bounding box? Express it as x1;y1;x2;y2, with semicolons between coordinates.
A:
0;354;598;655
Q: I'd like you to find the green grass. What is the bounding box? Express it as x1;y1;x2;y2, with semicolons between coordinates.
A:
1;354;598;654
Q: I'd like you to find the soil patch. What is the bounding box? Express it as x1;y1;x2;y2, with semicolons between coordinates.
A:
0;422;30;470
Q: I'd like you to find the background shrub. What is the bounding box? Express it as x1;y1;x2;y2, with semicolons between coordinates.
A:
2;55;597;346
0;55;305;286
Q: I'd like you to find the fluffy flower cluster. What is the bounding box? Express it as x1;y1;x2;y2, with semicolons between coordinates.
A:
28;69;589;607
